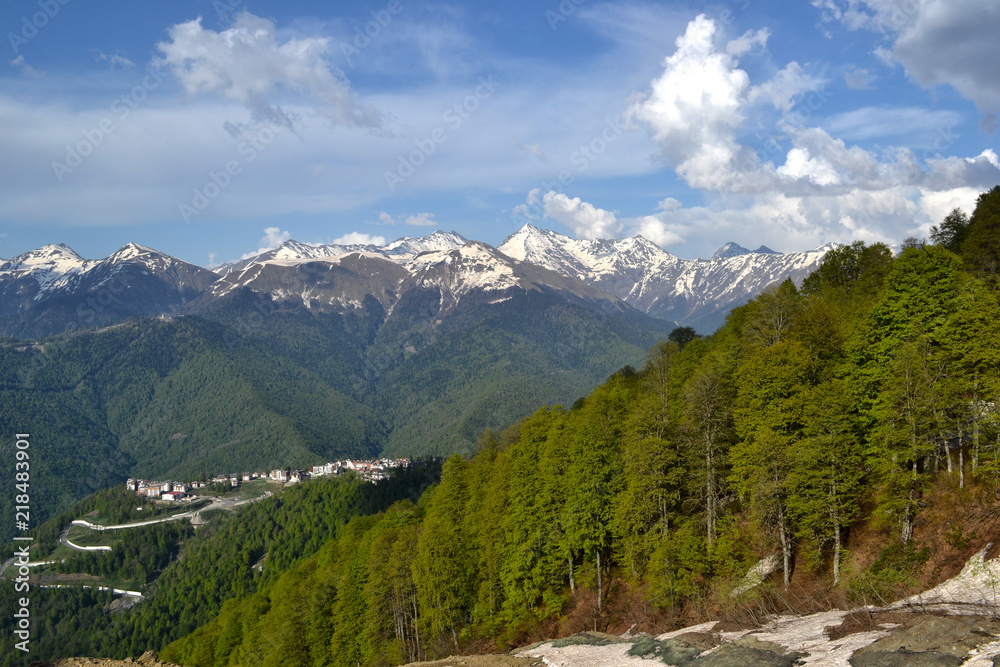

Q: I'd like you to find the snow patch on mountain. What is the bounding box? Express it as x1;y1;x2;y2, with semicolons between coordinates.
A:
0;244;97;294
499;224;834;330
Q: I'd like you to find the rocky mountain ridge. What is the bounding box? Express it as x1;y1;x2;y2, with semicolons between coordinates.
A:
0;228;833;336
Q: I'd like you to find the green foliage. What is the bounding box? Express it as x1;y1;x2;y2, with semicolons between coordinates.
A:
668;326;698;349
112;230;1000;665
962;185;1000;281
0;288;672;543
11;191;1000;665
0;463;440;665
930;208;970;254
848;542;930;606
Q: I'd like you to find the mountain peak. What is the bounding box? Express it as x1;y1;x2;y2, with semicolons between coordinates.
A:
711;242;752;261
108;242;162;262
382;230;467;257
3;243;86;273
754;245;779;254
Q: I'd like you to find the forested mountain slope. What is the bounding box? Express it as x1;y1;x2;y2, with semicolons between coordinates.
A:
0;280;673;543
161;188;1000;667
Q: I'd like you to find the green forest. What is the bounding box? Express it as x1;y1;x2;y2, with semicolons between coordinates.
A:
157;188;1000;666
0;282;671;544
0;463;441;666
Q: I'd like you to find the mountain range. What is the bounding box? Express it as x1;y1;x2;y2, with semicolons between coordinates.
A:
0;227;832;337
0;227;832;540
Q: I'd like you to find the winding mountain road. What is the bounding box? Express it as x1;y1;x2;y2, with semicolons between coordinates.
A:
55;491;273;552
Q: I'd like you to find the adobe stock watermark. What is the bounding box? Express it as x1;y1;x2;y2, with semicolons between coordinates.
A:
340;0;403;66
213;0;244;21
179;125;281;223
546;0;586;30
7;0;70;54
12;433;33;653
51;63;168;183
384;75;501;192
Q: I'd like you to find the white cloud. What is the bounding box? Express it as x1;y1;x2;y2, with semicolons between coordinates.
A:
403;212;437;227
9;55;44;78
844;67;874;90
633;215;684;247
624;15;763;193
541;191;622;239
823;106;962;142
261;226;290;248
625;15;1000;206
156;11;382;130
873;46;896;68
725;28;770;57
95;52;136;69
819;0;1000;125
377;211;438;227
750;62;825;113
333;232;386;246
240;226;291;259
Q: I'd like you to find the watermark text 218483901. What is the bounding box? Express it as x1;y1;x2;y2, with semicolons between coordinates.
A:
12;433;32;653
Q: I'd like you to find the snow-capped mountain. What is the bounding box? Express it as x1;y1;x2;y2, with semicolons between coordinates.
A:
498;225;833;331
0;227;833;336
383;230;468;259
0;243;98;295
0;242;219;336
212;235;622;317
214;230;468;279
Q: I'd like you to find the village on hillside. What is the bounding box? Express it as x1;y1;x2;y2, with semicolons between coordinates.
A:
126;458;411;501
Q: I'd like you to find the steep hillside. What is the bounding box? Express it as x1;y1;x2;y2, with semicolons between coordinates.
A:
158;189;1000;666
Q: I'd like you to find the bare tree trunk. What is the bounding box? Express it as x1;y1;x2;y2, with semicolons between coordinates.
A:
778;504;790;591
960;448;965;489
830;477;842;586
413;598;421;661
902;485;915;544
706;438;716;550
833;520;842;586
569;556;575;594
596;550;603;612
973;418;981;477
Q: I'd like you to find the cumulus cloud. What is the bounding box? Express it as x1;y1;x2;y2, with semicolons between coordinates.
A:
750;62;825;113
333;232;386;246
633;214;685;247
622;12;1000;246
240;227;292;259
541;191;622;239
819;0;1000;126
520;191;683;247
624;15;762;192
156;11;383;130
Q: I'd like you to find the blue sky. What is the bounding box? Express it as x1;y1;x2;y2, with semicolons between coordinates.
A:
1;0;999;266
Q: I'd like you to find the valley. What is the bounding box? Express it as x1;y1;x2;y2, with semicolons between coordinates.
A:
5;188;999;666
0;225;822;543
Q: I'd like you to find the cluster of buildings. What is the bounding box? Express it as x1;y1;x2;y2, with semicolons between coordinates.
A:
126;479;199;502
126;458;411;501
